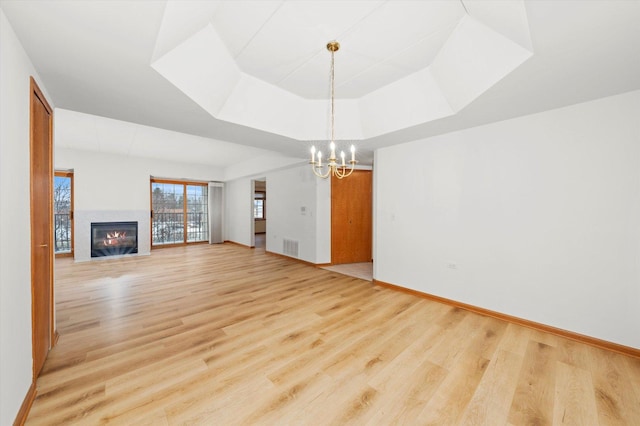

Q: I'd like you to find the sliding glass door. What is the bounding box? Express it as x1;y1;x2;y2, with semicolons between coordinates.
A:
151;180;208;246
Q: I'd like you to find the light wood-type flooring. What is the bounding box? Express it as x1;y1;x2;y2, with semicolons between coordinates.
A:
27;244;640;425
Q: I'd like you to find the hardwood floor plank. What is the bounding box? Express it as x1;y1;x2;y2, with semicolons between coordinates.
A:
415;350;491;425
508;340;558;426
458;349;523;425
625;356;640;406
425;310;483;369
239;372;334;425
589;347;640;425
23;244;640;425
552;361;600;425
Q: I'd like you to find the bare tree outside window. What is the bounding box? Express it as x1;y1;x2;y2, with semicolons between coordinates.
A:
54;173;72;253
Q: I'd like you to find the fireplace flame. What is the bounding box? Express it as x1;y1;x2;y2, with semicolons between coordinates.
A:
104;231;127;246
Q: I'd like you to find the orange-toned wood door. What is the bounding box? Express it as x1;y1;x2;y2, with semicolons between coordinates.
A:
331;170;372;264
30;77;54;377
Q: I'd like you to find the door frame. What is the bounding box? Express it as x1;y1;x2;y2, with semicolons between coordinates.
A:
29;76;56;379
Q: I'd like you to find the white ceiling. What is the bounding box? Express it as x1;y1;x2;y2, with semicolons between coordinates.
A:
151;1;533;143
212;0;464;99
2;0;640;169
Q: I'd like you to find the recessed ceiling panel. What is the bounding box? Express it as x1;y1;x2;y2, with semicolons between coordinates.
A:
152;0;221;61
465;0;533;50
387;22;459;74
233;4;327;85
341;0;464;62
337;59;408;99
275;0;384;40
280;48;379;99
151;0;534;142
430;15;533;112
152;24;241;116
212;0;283;58
231;0;384;89
359;68;455;138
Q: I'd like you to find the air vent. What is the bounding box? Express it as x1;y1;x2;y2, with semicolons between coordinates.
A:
283;238;299;257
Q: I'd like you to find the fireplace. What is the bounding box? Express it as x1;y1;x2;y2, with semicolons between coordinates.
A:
91;221;138;257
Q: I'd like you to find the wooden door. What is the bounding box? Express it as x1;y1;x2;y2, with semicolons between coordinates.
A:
331;170;372;264
30;77;54;377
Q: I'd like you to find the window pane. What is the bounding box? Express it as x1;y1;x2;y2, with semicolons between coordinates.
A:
254;199;264;219
151;183;184;245
54;175;72;253
186;185;208;242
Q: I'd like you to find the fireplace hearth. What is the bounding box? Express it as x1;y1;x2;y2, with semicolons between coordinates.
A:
91;221;138;257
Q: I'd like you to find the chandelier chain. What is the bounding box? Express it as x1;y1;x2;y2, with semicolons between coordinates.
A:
310;41;356;179
330;47;335;144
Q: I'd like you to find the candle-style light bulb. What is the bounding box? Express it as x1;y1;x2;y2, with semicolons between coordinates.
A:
317;150;322;167
310;146;316;163
329;142;336;159
350;145;355;162
341;151;345;166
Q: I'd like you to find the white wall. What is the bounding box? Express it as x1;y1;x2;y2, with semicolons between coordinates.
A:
0;8;53;424
224;178;253;246
224;164;331;263
314;171;332;264
374;90;640;348
55;147;224;261
266;165;331;264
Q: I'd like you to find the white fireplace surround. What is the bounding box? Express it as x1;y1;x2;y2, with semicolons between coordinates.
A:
75;210;150;261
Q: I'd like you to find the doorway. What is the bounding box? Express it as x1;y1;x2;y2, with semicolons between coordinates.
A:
331;170;372;264
252;178;266;249
30;77;55;377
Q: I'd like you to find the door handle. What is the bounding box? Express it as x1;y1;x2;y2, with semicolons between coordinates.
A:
39;244;48;247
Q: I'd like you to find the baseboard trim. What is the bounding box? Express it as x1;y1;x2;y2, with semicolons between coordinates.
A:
265;250;330;267
13;381;36;426
223;240;252;249
374;279;640;359
226;241;332;267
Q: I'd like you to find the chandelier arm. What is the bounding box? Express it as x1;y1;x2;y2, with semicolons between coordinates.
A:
336;165;355;179
312;164;332;179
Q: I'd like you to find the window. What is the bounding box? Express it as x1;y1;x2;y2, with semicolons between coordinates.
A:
254;191;266;219
151;180;208;246
54;171;73;255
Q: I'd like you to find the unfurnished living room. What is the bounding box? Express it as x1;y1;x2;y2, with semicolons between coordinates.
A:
1;1;639;425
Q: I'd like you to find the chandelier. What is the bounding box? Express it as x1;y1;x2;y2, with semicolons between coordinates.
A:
310;41;356;179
